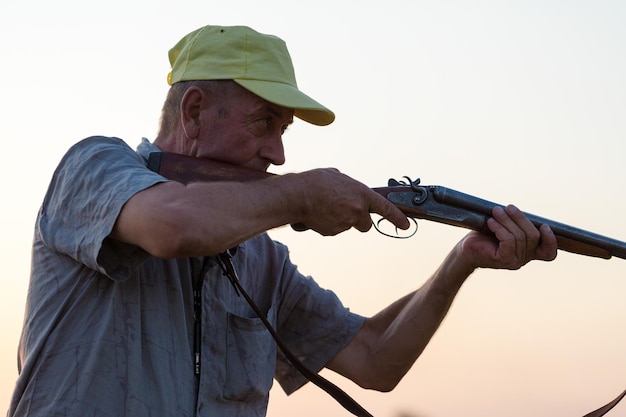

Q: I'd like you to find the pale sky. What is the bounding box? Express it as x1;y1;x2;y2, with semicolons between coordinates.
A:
1;1;625;416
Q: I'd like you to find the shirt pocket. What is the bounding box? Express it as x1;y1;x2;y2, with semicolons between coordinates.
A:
223;306;277;402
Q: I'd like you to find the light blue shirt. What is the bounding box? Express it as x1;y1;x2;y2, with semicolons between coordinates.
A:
9;136;364;417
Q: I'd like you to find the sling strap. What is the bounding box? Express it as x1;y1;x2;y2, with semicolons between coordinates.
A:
583;389;626;417
216;251;624;417
217;251;373;417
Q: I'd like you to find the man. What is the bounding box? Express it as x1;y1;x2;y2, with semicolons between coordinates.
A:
9;25;557;417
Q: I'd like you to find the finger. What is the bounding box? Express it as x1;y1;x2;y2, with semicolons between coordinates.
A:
535;224;558;261
503;205;541;257
354;214;373;232
489;206;524;261
291;222;309;232
368;191;410;231
504;205;540;237
487;205;536;268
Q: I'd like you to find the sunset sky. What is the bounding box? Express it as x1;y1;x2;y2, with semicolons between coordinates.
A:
1;1;624;416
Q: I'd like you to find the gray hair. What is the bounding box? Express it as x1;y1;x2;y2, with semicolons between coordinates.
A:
157;79;236;138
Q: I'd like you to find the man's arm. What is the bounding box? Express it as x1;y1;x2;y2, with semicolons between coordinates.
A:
326;204;558;391
110;168;409;257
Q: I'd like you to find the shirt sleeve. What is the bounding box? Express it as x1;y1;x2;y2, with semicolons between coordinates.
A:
37;136;167;280
269;239;366;394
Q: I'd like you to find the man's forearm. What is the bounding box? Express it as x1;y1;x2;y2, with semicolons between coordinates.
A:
329;245;473;391
111;177;301;257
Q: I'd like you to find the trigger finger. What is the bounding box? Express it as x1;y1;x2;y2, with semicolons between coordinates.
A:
371;194;410;231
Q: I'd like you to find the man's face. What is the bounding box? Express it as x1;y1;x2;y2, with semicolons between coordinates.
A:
194;83;294;172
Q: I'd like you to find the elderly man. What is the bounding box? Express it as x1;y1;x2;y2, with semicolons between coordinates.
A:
9;25;557;417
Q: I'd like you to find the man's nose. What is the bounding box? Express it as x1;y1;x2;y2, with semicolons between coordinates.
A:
260;135;286;166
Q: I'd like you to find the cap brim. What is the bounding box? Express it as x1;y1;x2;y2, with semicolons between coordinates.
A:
234;79;335;126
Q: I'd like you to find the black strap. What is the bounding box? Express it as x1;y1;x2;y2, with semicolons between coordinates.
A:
583;389;626;417
216;251;374;417
216;251;624;417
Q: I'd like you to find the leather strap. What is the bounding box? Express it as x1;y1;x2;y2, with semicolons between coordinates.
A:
583;389;626;417
217;251;624;417
217;251;374;417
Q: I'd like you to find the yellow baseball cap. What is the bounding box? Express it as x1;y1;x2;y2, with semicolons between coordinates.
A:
167;25;335;126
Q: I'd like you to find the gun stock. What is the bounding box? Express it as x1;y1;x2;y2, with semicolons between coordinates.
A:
148;151;271;183
147;151;626;260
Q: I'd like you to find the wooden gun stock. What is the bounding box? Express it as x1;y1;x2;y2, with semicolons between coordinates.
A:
147;151;626;260
148;151;272;183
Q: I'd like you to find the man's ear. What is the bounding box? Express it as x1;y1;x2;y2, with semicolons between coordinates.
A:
180;86;205;141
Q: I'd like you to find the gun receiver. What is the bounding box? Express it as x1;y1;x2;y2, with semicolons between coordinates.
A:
147;151;626;260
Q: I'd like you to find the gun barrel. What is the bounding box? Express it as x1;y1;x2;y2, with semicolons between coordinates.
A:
431;186;626;260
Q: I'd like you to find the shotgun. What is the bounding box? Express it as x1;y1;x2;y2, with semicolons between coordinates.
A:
147;151;626;260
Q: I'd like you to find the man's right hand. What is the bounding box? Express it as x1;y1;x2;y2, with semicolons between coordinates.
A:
287;168;410;236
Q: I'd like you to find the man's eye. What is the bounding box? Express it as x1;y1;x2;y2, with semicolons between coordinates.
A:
257;117;272;128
